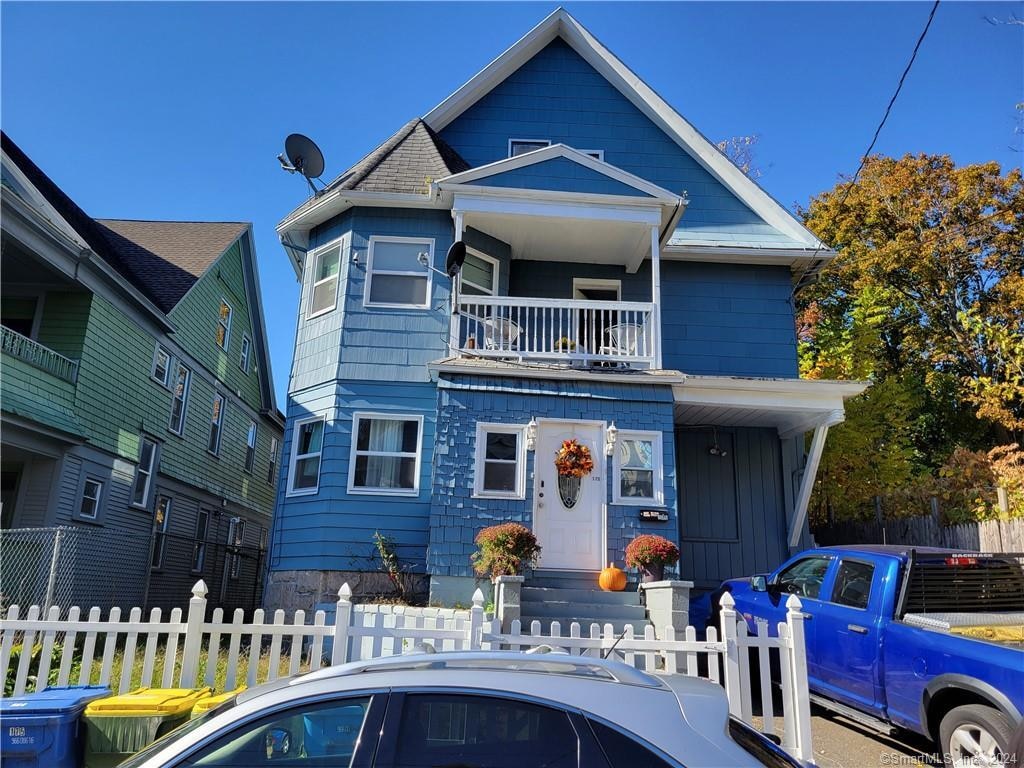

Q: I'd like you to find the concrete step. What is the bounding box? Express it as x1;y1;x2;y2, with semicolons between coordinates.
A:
521;586;641;606
527;570;603;590
519;600;648;621
519;616;651;635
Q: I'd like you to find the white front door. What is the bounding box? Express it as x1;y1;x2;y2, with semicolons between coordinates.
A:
533;421;605;571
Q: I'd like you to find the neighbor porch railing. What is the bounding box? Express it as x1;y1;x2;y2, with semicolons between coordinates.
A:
454;295;657;368
0;326;78;384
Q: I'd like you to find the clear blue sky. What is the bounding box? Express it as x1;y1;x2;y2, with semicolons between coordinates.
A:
3;2;1021;406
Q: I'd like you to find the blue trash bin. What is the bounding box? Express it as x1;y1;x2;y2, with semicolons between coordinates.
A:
1;685;111;768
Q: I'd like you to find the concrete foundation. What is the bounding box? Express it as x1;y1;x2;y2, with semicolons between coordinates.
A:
427;574;493;607
264;569;429;614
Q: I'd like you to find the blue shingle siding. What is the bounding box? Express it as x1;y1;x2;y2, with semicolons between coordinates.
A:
428;374;677;578
472;157;653;197
439;37;803;247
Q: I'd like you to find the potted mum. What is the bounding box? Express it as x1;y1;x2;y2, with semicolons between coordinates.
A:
471;523;541;579
625;534;680;583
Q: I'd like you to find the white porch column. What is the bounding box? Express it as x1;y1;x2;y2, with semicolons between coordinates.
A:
650;225;663;369
788;421;829;548
449;211;464;357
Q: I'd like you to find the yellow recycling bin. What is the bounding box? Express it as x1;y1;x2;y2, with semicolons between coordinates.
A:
83;687;212;768
191;686;247;718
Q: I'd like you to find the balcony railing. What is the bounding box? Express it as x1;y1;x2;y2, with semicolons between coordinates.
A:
454;296;657;369
1;326;79;384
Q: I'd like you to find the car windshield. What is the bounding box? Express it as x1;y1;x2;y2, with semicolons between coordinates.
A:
117;698;236;767
728;717;802;768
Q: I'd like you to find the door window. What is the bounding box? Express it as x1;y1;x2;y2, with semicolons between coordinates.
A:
830;560;875;609
774;556;831;599
187;696;372;766
393;694;579;768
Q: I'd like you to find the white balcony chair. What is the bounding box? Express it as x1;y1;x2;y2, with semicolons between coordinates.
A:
482;316;522;355
600;323;646;362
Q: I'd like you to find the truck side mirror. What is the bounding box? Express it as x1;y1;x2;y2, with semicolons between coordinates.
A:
750;575;767;592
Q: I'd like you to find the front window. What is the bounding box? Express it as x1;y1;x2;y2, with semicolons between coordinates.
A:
774;556;832;600
244;421;257;473
288;416;325;495
474;424;525;498
151;345;171;387
239;334;251;373
216;299;232;350
192;507;210;573
151;495;171;569
131;438;158;508
208;393;225;456
308;243;341;317
460;250;498;296
168;364;191;435
613;431;662;505
349;413;421;494
364;237;432;308
79;478;103;520
509;139;550;157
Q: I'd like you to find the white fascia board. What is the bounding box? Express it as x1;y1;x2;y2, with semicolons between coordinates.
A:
429;358;686;386
664;244;838;267
277;189;441;236
672;376;866;415
422;8;825;250
452;190;663;226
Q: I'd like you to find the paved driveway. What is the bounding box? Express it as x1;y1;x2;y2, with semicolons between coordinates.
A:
810;709;940;768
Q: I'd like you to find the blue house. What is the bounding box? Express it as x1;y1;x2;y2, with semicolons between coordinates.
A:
266;9;865;612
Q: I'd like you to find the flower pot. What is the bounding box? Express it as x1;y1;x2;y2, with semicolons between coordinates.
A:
557;475;581;508
639;563;665;583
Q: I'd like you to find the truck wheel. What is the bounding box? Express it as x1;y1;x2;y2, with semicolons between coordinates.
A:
939;704;1014;768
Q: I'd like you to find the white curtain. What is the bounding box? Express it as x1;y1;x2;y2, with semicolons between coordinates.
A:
365;419;404;488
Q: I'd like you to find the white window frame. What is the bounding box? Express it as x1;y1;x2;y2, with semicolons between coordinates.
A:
151;495;171;570
460;248;499;296
168;363;191;436
579;149;605;161
287;414;326;496
473;422;527;500
131;437;159;509
239;334;251;373
207;393;226;457
192;507;210;573
267;436;279;486
244;421;257;473
363;236;434;310
612;430;664;506
216;298;233;350
151;345;172;388
306;240;343;319
508;138;551;157
78;477;104;521
347;412;423;497
572;278;622;300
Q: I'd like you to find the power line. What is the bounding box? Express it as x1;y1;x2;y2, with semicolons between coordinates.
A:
794;0;942;293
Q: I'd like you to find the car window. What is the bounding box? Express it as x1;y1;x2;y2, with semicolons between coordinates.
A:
831;560;875;609
587;719;674;768
393;694;579;768
774;556;831;599
184;696;371;767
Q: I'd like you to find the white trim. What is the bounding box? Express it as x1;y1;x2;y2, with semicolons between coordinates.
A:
664;244;836;266
611;430;664;506
579;149;604;161
306;239;344;319
77;477;103;521
216;297;233;351
347;412;424;496
789;422;830;549
422;9;824;248
507;138;551;157
572;278;621;300
363;236;434;310
453;191;663;226
473;422;528;499
287;414;327;497
150;344;172;388
461;247;500;296
278;190;443;248
429;358;686;385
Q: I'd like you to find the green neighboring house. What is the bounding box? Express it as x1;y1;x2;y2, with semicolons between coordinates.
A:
0;133;284;613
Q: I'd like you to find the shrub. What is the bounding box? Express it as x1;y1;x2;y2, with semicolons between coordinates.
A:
471;523;541;578
625;535;680;569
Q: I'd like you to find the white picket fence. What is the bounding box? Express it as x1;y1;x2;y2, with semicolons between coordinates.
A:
0;581;814;762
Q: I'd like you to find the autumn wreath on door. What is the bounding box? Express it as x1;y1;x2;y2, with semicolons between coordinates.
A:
554;438;594;509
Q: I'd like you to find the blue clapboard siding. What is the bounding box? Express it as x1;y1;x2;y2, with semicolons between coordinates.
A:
269;379;437;572
660;261;799;377
429;374;677;578
677;427;789;591
439;37;803;248
472;157;653;197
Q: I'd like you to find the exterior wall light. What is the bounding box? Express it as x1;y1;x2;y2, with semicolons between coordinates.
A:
526;419;537;451
605;421;618;456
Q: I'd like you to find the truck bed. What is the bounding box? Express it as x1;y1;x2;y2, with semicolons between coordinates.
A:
902;611;1024;646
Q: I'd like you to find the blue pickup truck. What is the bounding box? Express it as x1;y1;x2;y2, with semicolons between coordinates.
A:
701;545;1024;765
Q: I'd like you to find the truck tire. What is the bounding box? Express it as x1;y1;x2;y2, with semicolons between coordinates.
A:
938;704;1014;767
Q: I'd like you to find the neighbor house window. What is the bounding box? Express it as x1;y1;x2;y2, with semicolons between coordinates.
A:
168;364;191;435
131;437;158;508
473;423;526;499
192;507;210;573
228;517;245;579
348;413;422;495
151;345;171;387
288;415;325;495
216;299;232;350
460;250;498;296
364;237;433;308
239;334;251;373
151;495;171;569
508;139;550;157
79;478;103;520
244;421;257;473
612;431;663;505
207;393;226;456
308;243;341;317
267;436;279;485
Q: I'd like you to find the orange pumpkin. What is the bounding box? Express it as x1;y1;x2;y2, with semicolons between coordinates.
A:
599;562;627;592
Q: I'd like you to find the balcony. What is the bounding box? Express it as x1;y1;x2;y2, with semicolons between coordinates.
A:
453;295;657;369
1;325;79;384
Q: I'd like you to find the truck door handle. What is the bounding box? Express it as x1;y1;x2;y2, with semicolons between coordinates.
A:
848;624;869;634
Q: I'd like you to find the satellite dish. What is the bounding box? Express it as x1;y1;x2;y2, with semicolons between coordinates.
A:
281;134;325;179
445;241;466;278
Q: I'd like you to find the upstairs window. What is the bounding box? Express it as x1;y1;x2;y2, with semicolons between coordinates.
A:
365;237;433;309
151;345;171;387
308;244;341;317
239;334;251;373
268;436;279;485
207;393;225;456
244;421;257;473
349;413;422;495
168;364;191;435
216;299;232;350
460;250;498;296
151;495;171;569
288;415;325;495
508;139;550;157
131;437;158;508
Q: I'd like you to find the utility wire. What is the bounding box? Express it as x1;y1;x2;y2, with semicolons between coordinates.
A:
793;0;942;293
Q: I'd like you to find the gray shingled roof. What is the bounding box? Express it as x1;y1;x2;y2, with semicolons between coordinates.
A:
325;119;470;195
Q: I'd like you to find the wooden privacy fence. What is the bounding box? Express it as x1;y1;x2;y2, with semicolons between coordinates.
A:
814;515;1024;552
1;582;815;764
